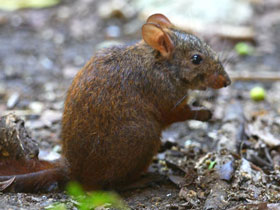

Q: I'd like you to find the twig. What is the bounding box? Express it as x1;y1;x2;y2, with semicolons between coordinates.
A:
229;71;280;82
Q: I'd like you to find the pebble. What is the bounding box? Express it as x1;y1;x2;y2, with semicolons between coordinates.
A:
7;92;20;109
40;110;62;127
40;57;53;70
57;6;71;20
53;33;65;44
52;101;64;110
63;66;79;79
105;25;121;38
39;149;61;161
26;120;45;130
95;40;123;50
42;29;54;40
184;139;201;149
44;92;56;101
29;101;44;114
188;120;208;130
217;160;234;181
74;56;85;66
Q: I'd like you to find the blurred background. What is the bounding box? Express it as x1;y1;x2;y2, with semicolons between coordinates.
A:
0;0;280;209
0;0;279;142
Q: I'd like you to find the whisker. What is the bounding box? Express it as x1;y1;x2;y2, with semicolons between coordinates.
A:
171;93;188;111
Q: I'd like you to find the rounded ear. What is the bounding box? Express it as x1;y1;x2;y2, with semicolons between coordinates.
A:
146;14;172;28
142;23;174;58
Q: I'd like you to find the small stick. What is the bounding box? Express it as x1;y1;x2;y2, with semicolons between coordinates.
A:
229;72;280;82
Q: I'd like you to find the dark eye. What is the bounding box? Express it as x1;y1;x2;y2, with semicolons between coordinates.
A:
191;54;203;65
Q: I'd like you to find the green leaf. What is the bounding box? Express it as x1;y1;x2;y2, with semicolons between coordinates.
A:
0;0;60;11
235;42;254;56
66;182;128;210
208;160;216;170
66;181;85;198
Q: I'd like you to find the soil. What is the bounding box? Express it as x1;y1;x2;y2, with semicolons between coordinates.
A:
0;0;280;209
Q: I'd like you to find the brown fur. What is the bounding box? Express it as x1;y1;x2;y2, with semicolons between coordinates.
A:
0;14;231;192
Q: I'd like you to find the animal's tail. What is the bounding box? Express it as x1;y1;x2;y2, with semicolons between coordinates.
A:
0;159;69;193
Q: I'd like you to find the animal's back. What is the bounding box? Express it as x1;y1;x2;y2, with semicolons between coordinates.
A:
61;46;162;190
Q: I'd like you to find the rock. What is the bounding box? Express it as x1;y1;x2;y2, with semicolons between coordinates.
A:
95;40;123;50
29;101;44;114
105;25;121;38
6;92;20;109
40;57;53;70
0;114;39;160
40;110;62;127
63;66;79;79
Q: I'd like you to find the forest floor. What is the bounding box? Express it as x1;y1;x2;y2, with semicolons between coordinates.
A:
0;0;280;209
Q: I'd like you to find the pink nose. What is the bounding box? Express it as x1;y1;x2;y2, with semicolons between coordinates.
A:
208;74;231;89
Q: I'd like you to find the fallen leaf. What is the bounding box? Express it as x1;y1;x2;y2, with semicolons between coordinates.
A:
0;176;15;191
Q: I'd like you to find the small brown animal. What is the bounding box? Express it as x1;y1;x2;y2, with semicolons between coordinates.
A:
0;14;230;192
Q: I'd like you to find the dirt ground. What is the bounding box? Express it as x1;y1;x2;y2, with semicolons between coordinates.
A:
0;0;280;209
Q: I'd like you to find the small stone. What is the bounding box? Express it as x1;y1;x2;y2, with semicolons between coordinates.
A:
7;92;20;109
29;101;44;114
40;57;53;70
53;33;65;44
165;204;179;209
57;6;71;20
52;101;64;110
39;149;61;161
42;29;54;40
217;161;234;181
188;120;208;130
105;25;121;38
95;40;123;50
184;139;201;149
26;120;45;130
63;66;79;79
40;110;62;127
74;56;85;66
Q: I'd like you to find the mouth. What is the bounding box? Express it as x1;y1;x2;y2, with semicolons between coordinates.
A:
208;74;231;89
